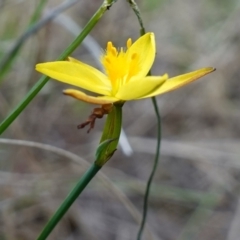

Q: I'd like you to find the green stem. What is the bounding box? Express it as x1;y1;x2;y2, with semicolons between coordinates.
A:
126;2;162;239
36;163;101;240
137;98;162;240
36;103;122;239
0;0;113;135
126;0;145;35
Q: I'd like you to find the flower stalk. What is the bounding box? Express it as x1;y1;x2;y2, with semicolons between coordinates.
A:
36;102;122;240
36;163;101;240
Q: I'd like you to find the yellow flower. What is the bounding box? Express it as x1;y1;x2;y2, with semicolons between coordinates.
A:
36;33;215;105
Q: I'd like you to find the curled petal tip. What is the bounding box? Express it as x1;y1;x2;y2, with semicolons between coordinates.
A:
205;67;216;73
63;89;117;105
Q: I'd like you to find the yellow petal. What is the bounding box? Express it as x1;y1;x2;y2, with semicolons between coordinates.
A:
142;67;216;98
63;89;119;105
126;32;156;79
116;75;167;100
67;57;112;87
36;61;111;95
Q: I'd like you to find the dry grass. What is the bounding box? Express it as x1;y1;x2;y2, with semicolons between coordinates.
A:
0;0;240;239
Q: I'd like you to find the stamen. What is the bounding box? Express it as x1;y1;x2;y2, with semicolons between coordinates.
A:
127;38;132;48
111;46;117;56
107;42;113;52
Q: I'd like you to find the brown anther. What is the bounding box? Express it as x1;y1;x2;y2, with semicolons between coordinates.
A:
78;104;112;133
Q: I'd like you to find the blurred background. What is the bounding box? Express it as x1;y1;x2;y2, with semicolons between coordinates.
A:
0;0;240;239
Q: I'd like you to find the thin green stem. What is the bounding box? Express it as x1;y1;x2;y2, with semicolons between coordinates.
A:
126;0;145;35
36;163;101;240
0;0;114;135
127;1;162;239
137;98;162;240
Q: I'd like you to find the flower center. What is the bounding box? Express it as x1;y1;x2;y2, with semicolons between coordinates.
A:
101;38;140;95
